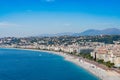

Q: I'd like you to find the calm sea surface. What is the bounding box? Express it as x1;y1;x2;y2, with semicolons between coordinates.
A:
0;48;99;80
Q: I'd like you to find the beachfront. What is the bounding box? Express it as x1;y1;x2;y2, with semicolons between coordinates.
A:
19;48;120;80
2;48;120;80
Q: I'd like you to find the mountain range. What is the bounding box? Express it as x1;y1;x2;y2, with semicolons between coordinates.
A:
79;28;120;36
39;28;120;37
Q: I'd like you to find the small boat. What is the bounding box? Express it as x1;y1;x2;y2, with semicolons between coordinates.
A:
39;54;42;56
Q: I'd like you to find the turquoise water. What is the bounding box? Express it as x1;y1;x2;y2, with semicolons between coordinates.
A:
0;48;99;80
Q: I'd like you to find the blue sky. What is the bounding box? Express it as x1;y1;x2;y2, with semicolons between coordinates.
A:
0;0;120;37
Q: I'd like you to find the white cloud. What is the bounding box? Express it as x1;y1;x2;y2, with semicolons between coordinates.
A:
43;0;55;2
46;0;55;2
0;22;20;27
64;23;71;27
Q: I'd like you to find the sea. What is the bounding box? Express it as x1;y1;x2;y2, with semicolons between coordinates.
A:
0;48;99;80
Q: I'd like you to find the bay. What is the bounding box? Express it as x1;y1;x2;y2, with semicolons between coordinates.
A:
0;48;99;80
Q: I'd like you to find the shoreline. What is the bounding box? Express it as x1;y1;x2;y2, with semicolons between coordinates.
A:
1;48;120;80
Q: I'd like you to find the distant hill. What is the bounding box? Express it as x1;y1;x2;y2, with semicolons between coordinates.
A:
79;29;101;36
80;28;120;36
38;28;120;37
38;32;74;37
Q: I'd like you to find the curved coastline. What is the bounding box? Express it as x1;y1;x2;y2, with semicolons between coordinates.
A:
1;48;120;80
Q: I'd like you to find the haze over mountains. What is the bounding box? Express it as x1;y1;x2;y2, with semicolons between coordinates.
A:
39;28;120;37
79;28;120;36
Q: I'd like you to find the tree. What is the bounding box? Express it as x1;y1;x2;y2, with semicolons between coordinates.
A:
97;59;104;64
104;61;114;68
